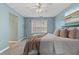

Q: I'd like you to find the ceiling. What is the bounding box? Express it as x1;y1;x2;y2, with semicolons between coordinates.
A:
7;3;71;17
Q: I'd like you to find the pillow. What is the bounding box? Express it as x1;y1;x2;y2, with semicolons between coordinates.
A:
68;27;76;39
59;28;68;38
54;29;60;36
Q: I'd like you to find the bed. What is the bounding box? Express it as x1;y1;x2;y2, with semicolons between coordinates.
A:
23;26;79;55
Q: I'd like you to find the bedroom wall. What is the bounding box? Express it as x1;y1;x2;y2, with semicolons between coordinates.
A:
55;3;79;28
6;4;24;41
47;17;55;33
24;17;55;38
0;4;9;51
65;3;79;17
54;3;79;28
65;3;79;26
24;18;31;38
0;4;24;51
55;10;65;29
54;4;75;29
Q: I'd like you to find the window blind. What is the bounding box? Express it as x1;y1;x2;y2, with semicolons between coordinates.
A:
32;19;47;34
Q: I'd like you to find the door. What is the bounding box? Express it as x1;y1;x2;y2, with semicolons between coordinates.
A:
9;13;18;41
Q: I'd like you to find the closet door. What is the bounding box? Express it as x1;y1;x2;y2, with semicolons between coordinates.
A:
9;13;18;41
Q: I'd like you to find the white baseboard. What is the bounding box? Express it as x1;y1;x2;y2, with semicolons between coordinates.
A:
0;46;9;53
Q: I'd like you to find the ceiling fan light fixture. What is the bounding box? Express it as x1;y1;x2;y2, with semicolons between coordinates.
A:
35;3;44;14
36;8;43;14
36;3;42;7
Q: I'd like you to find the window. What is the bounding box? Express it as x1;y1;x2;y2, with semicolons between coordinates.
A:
32;19;47;34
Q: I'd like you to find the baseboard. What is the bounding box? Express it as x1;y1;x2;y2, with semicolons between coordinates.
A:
0;46;9;53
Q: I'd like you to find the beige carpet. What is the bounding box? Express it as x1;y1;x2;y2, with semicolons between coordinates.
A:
0;39;27;55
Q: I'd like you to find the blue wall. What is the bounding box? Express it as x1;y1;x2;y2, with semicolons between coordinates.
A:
0;4;24;51
55;3;79;28
65;3;79;16
6;4;24;41
65;3;79;26
24;18;31;38
17;14;24;40
0;4;9;51
54;4;77;29
55;10;65;29
24;17;55;38
47;17;55;33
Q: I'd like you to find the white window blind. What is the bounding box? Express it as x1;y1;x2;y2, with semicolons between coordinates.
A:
32;19;47;34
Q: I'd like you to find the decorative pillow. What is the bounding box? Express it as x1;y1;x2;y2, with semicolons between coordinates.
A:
54;29;60;36
68;27;76;39
59;28;68;38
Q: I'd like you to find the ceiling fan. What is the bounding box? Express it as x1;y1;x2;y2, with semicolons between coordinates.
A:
31;3;47;14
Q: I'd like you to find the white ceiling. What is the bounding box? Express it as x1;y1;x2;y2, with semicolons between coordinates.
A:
7;3;71;17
